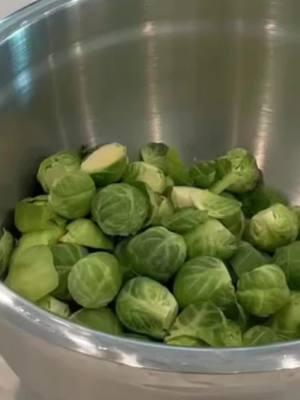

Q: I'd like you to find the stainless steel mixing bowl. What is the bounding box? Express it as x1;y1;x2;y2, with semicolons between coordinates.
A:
1;0;300;399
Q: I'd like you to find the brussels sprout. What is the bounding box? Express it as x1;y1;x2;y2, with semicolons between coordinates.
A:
184;219;238;260
37;295;70;318
114;239;137;282
92;183;149;236
171;187;241;220
18;226;65;251
37;150;81;193
144;189;174;227
237;264;290;317
123;162;167;194
230;241;270;278
274;242;300;290
271;292;300;339
126;227;187;282
161;208;208;234
210;148;260;194
70;307;123;335
60;219;113;250
14;196;65;233
189;160;217;188
167;336;207;347
221;209;245;238
248;204;298;251
243;325;281;346
116;277;178;339
7;245;58;301
81;143;128;186
49;171;96;219
0;229;14;277
224;301;249;332
68;252;122;308
174;256;235;309
166;302;242;347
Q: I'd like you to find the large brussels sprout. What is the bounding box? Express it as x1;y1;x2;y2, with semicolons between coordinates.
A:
189;160;217;189
126;227;187;282
14;196;65;233
237;264;290;317
123;161;167;194
49;171;96;219
18;226;65;251
37;150;81;193
116;277;178;339
184;219;238;260
114;239;137;282
243;325;281;346
248;204;298;251
92;183;149;236
68;252;122;308
37;295;70;318
81;143;128;186
271;292;300;339
161;208;208;234
7;245;58;301
61;219;113;250
0;229;14;277
70;307;123;335
173;256;235;309
274;242;300;290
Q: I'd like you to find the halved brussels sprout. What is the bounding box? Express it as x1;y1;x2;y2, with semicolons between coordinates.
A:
161;208;208;234
92;183;149;236
184;219;238;260
81;143;128;186
174;256;235;309
243;325;281;346
189;160;217;188
37;295;70;318
123;161;167;194
116;277;178;339
271;292;300;339
49;171;96;219
248;204;298;251
60;219;113;250
18;226;65;251
70;307;123;335
68;252;122;308
126;227;187;282
237;264;290;317
274;242;300;290
0;229;14;277
37;150;81;193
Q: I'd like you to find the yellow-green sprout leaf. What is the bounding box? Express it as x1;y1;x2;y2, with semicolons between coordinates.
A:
243;326;281;346
70;308;123;335
161;208;208;234
0;229;14;277
37;295;70;318
123;161;167;194
18;226;65;252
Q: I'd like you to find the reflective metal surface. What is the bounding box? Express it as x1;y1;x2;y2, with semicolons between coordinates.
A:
1;0;300;398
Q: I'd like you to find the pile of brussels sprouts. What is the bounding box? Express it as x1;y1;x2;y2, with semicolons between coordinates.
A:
2;142;300;348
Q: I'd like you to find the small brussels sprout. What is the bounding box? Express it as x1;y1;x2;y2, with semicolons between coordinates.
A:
171;187;241;220
49;171;96;219
274;242;300;290
81;143;128;186
123;162;167;194
230;241;270;278
221;208;245;238
60;219;113;250
174;256;235;309
144;189;174;227
7;245;58;301
271;292;300;339
114;239;137;282
14;196;65;233
167;336;207;347
248;204;298;251
92;183;149;236
37;150;81;193
126;227;187;282
184;219;238;260
116;277;178;339
0;229;14;277
243;325;281;346
68;252;122;308
237;264;290;317
70;307;123;335
18;226;65;251
189;160;217;188
161;208;208;234
37;295;70;318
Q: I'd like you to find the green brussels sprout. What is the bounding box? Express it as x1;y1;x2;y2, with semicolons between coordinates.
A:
171;187;241;220
18;225;65;251
167;336;207;347
37;295;70;318
221;208;245;238
92;183;149;236
123;162;167;194
274;242;300;290
144;189;174;227
210;148;260;194
37;150;81;193
237;264;290;317
243;325;281;346
116;277;178;339
230;241;270;278
126;227;187;282
60;219;113;250
166;302;242;347
189;160;217;188
49;171;96;219
70;307;123;335
271;292;300;339
173;256;235;309
184;219;238;260
7;245;58;301
114;239;137;282
248;204;298;251
14;196;66;233
161;208;208;234
68;252;122;308
81;143;128;186
0;229;14;277
224;301;249;332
